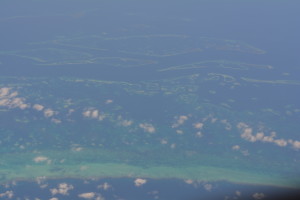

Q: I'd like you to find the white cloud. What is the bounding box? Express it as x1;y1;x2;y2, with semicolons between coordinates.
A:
105;99;113;104
78;192;95;199
33;104;44;111
0;190;13;198
98;114;106;121
71;146;83;152
9;91;18;98
274;139;288;147
291;140;300;149
255;132;264;140
36;176;47;185
160;139;168;144
172;115;188;128
33;156;52;164
252;192;265;200
50;183;74;196
121;120;133;127
19;103;29;109
211;118;217;123
139;123;156;133
203;183;212;191
232;145;240;150
0;87;10;97
10;97;29;109
235;190;241;196
44;108;55;117
0;99;9;106
82;108;105;121
237;122;294;149
193;122;204;129
82;110;92;118
240;127;256;142
237;122;248;129
97;182;111;190
261;135;275;143
0;88;30;110
134;178;147;187
195;131;203;138
220;119;232;130
91;110;99;119
184;179;194;184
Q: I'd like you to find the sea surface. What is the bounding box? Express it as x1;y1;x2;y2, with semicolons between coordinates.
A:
0;0;300;199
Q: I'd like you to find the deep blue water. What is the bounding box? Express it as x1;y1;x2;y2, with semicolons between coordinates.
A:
2;178;300;200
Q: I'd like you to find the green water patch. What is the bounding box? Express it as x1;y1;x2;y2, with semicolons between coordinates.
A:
0;149;298;188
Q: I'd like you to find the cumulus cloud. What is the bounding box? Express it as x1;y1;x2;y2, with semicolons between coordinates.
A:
211;118;218;123
160;139;168;144
78;192;95;199
19;103;29;109
172;115;188;128
195;131;203;138
36;176;47;185
134;178;147;187
193;122;204;129
98;114;106;121
170;143;176;149
0;88;29;109
120;119;133;127
220;119;232;130
82;110;92;118
0;87;10;97
0;99;9;106
139;123;156;133
50;183;74;196
235;190;241;196
68;108;75;115
184;179;194;184
0;190;13;198
91;110;99;119
203;183;212;191
105;99;113;104
9;97;29;109
293;140;300;149
252;192;265;200
71;146;83;152
241;127;256;142
44;108;55;118
33;156;51;164
273;139;288;147
82;108;105;121
232;145;240;150
9;91;18;98
237;122;296;149
97;182;111;190
33;104;44;111
117;116;133;127
289;140;300;149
